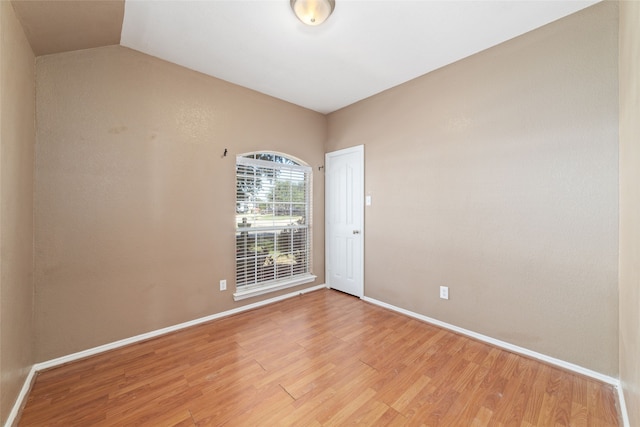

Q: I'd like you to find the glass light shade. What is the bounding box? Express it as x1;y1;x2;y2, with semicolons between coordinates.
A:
290;0;335;26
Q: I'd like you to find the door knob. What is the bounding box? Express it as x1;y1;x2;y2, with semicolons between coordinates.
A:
353;230;361;234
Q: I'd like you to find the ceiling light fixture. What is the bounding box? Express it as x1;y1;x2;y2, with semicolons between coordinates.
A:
290;0;335;26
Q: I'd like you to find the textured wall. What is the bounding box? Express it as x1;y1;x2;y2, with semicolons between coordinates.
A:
0;1;35;424
35;46;326;361
11;0;123;56
327;2;619;375
619;0;640;424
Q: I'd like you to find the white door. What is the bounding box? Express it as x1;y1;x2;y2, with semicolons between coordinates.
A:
325;145;364;297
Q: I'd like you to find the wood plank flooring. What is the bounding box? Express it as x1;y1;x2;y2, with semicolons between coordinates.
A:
18;289;620;426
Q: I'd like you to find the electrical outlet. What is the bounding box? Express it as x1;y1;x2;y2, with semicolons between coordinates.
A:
220;279;227;291
439;286;449;300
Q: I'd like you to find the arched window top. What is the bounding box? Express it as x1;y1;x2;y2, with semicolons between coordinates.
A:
239;151;308;168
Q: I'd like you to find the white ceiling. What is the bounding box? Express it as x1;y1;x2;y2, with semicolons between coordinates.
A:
121;0;600;114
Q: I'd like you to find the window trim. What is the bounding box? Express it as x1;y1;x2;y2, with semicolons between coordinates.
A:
233;152;315;301
233;273;317;301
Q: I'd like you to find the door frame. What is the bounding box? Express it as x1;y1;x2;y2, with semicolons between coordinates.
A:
325;145;364;298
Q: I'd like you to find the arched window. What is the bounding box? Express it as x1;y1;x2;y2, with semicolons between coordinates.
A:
234;152;315;300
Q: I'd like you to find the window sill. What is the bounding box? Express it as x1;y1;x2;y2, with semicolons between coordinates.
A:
233;274;317;301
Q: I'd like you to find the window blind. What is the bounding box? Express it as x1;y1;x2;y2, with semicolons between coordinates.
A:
235;154;312;290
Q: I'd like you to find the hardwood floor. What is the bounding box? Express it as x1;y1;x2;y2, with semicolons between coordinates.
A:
19;289;620;426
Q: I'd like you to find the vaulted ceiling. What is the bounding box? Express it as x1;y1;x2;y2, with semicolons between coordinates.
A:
11;0;600;114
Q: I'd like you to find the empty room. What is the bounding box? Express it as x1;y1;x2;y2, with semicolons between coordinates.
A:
1;0;638;425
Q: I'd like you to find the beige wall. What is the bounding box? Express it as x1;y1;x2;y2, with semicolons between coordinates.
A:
35;46;326;361
327;2;619;376
11;0;631;415
11;0;123;56
619;1;640;424
0;1;36;424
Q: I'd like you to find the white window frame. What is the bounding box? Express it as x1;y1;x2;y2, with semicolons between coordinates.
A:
234;152;316;301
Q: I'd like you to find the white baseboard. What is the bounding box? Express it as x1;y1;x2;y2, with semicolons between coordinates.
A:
366;296;638;426
4;283;327;427
6;286;628;427
35;283;326;371
4;365;37;427
617;382;631;427
362;296;630;426
362;296;620;383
